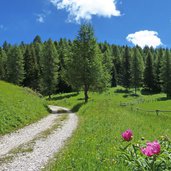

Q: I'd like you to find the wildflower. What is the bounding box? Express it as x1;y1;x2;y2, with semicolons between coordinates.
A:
141;146;154;157
147;141;160;155
141;141;160;157
122;129;133;141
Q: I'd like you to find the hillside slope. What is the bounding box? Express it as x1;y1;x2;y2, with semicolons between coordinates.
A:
0;81;48;135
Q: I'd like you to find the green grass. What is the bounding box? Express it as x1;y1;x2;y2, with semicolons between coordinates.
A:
0;81;48;135
46;87;171;171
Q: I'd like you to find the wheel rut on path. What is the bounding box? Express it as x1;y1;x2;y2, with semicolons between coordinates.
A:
0;106;78;171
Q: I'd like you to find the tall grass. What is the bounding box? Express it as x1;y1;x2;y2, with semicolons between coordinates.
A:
0;81;48;135
46;88;171;170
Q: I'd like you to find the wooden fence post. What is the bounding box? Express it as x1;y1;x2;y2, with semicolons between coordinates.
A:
156;110;159;116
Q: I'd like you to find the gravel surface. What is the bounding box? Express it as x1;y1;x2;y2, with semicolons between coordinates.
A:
0;106;78;171
0;114;59;156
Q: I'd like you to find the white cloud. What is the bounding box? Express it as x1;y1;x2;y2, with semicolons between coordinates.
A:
126;30;162;48
36;14;45;23
50;0;121;23
36;10;51;23
0;24;6;31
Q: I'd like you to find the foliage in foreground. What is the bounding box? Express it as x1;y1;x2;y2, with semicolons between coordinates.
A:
0;81;48;135
117;129;171;171
45;88;171;170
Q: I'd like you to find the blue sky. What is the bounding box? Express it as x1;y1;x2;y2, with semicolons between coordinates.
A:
0;0;171;48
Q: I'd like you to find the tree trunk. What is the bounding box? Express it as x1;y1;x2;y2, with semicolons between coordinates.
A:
135;86;137;95
84;85;89;103
48;94;51;100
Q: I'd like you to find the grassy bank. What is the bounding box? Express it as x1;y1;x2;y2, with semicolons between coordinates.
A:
46;88;171;170
0;81;48;135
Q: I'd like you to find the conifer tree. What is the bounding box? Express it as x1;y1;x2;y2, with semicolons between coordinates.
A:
0;48;7;80
57;38;72;93
65;24;110;103
111;62;117;87
143;51;156;91
33;39;43;91
154;49;163;92
103;46;113;75
2;41;10;53
6;46;25;85
41;39;59;98
33;35;42;44
122;46;131;89
112;45;122;84
131;48;144;94
160;49;171;98
23;45;39;90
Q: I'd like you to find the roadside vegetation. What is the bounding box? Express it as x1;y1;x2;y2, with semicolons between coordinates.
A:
0;81;48;135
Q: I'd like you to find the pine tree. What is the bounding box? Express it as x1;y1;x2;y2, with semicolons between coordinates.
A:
122;46;131;89
65;24;110;103
131;48;144;94
41;39;59;98
6;46;25;85
160;49;171;98
143;51;156;91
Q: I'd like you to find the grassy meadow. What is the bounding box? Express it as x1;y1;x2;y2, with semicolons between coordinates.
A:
0;81;48;135
46;87;171;170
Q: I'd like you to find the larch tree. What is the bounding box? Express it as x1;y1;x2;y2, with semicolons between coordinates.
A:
65;24;110;103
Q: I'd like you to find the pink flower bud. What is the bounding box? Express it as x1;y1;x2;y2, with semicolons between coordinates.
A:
122;129;133;141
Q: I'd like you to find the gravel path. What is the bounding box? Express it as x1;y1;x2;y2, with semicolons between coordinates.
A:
0;106;78;171
0;114;59;157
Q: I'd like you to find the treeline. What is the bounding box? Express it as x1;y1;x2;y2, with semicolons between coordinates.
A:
0;24;171;100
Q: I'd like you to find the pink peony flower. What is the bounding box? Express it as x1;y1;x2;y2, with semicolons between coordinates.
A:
141;146;154;157
141;141;160;157
147;141;160;155
122;129;133;141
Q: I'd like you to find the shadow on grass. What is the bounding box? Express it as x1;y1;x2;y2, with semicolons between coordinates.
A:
141;89;159;95
77;98;85;101
157;97;171;101
71;102;84;113
44;104;51;113
123;93;140;98
50;92;79;101
115;89;132;94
